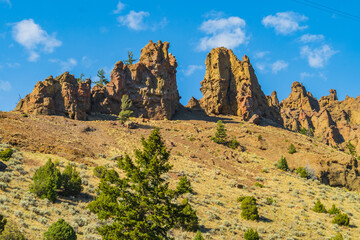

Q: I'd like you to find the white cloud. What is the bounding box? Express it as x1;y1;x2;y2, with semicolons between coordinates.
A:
254;51;270;59
300;72;315;80
6;62;20;68
301;44;337;68
113;1;125;14
49;58;77;71
117;10;150;31
198;16;248;51
262;11;308;35
255;63;265;71
183;65;204;76
271;60;288;73
12;19;62;62
299;34;324;43
0;81;11;91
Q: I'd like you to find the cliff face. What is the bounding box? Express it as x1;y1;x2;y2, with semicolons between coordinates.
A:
199;47;282;124
91;40;180;120
15;72;91;120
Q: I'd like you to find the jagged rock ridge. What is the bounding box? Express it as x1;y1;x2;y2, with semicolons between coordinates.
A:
199;47;282;124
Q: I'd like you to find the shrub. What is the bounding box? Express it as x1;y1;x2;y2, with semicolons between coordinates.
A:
276;156;289;171
265;197;274;205
118;95;133;124
0;214;6;234
211;120;227;144
241;196;259;221
61;164;82;197
193;230;204;240
328;204;340;215
288;144;296;154
312;199;326;213
332;213;350;226
257;135;262;141
347;141;356;156
93;166;108;178
30;159;61;203
227;139;240;149
254;182;264;188
296;167;308;178
244;228;259;240
330;233;344;240
0;149;13;161
43;219;77;240
0;221;26;240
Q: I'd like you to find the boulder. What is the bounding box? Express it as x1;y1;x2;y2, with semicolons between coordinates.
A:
15;72;91;120
199;47;282;124
91;40;180;120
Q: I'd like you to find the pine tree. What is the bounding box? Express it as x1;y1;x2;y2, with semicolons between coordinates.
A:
123;51;137;65
118;95;133;124
0;214;7;234
312;199;327;213
211;120;227;144
244;228;260;240
30;159;61;203
61;163;82;197
193;231;204;240
276;156;289;171
87;128;198;239
94;69;109;86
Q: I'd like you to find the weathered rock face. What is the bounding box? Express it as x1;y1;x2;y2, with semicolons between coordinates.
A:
16;72;91;120
91;40;180;120
199;47;282;124
186;97;202;111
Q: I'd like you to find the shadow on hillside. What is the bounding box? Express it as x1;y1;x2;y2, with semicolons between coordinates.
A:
172;108;240;124
259;216;273;223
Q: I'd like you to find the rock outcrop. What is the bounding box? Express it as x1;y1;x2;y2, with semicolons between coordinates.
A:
16;72;91;120
91;40;180;120
186;97;202;111
199;47;282;124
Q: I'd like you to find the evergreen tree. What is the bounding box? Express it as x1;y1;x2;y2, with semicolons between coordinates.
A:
87;128;198;239
94;69;109;86
43;219;77;240
0;214;6;234
0;148;13;161
61;163;82;197
30;159;61;203
347;141;356;156
193;231;204;240
123;51;137;65
244;228;259;240
312;199;327;213
328;204;341;215
241;196;259;221
288;144;297;154
276;156;289;171
211;120;227;144
118;95;133;124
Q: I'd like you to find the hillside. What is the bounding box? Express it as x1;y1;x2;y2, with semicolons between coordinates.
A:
0;110;359;239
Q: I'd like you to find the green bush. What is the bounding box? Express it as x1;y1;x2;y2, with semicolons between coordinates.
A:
347;141;356;156
118;95;133;124
265;197;274;205
257;135;262;141
93;166;108;178
211;120;227;144
43;219;77;240
312;199;326;213
254;182;264;188
227;139;240;149
0;214;6;234
330;233;344;240
61;164;82;197
288;144;296;154
244;228;259;240
0;149;13;162
241;196;259;221
0;222;26;240
332;213;350;226
296;167;308;178
193;230;204;240
328;204;340;215
30;159;61;203
276;156;289;171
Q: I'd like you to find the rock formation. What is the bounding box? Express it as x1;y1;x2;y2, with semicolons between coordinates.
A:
199;47;282;124
91;40;180;120
186;97;202;111
16;72;91;120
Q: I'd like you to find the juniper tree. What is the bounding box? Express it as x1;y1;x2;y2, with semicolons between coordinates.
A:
61;163;82;197
43;219;77;240
118;95;133;124
0;214;6;234
94;69;109;86
211;120;227;144
30;159;61;203
87;128;198;239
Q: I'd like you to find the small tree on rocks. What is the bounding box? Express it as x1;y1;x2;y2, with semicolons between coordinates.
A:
94;69;109;86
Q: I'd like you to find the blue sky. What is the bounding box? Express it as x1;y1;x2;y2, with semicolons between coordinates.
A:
1;0;360;111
